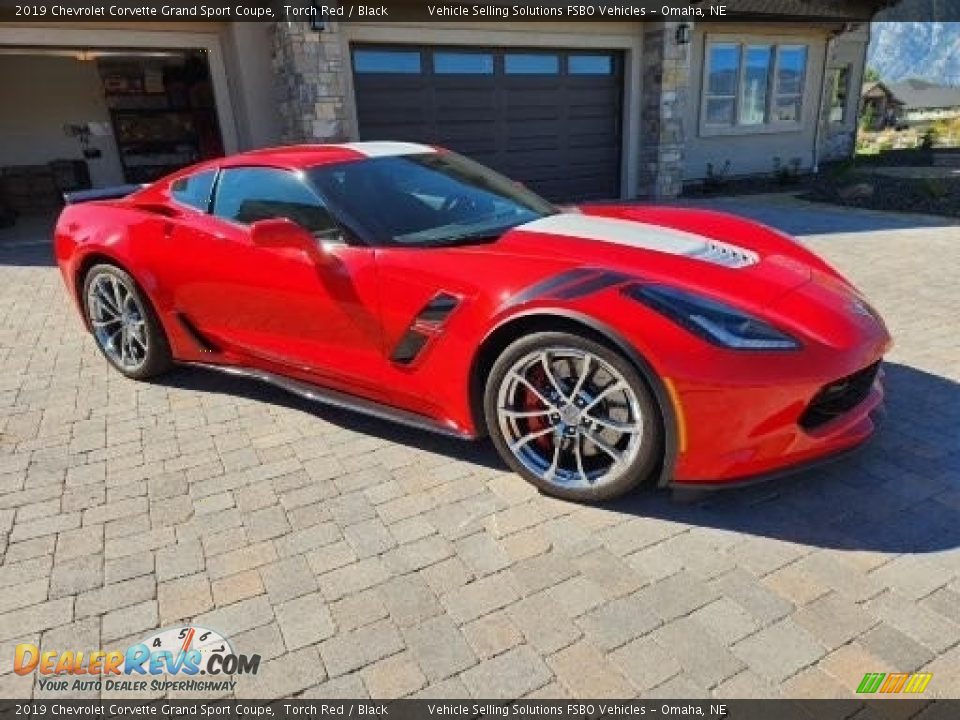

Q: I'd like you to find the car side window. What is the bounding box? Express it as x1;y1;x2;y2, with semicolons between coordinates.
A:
212;167;339;237
170;170;216;212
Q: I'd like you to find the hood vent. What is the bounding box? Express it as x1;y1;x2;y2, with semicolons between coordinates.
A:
515;214;759;269
691;241;759;269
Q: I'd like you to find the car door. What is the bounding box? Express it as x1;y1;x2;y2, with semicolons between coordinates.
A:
165;166;386;398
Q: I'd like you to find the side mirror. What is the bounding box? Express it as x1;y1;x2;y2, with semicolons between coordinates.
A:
249;218;325;262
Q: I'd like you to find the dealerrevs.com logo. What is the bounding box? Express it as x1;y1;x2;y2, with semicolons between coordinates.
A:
14;626;260;694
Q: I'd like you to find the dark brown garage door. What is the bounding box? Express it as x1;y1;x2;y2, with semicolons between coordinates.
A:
352;46;623;202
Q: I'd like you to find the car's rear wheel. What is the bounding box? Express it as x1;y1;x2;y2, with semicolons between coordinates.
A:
484;331;662;502
82;263;172;380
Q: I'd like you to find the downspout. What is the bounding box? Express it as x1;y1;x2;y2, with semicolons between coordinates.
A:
812;34;832;174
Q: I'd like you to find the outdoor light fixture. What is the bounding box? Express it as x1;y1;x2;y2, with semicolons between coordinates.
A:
676;23;691;45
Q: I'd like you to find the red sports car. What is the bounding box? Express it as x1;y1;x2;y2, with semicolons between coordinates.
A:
55;142;891;501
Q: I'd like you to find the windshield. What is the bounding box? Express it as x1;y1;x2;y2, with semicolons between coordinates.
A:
307;152;557;247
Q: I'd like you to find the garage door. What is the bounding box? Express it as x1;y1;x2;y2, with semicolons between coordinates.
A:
352;46;623;202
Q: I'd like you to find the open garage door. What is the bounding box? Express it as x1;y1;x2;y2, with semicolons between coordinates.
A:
0;48;223;224
352;46;623;202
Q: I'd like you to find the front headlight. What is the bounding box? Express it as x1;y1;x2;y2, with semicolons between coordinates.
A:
623;284;801;351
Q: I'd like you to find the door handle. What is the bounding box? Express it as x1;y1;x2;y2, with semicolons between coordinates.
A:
162;221;175;239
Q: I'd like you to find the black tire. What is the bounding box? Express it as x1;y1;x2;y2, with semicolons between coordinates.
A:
484;331;663;502
82;263;172;380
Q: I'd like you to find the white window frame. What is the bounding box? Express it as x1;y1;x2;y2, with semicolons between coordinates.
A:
700;35;811;137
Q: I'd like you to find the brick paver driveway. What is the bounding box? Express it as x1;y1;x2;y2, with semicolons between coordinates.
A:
1;195;958;700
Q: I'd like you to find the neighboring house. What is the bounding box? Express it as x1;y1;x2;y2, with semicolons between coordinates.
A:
862;78;960;129
861;80;906;129
0;2;887;207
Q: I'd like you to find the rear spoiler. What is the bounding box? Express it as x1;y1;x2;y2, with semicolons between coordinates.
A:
63;184;146;205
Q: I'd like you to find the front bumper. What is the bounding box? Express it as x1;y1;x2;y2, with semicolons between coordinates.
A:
671;361;887;485
671;395;885;489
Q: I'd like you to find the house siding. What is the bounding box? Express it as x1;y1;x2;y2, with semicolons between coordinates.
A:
682;23;832;182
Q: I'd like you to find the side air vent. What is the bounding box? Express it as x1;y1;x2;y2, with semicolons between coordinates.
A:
418;292;459;326
390;292;461;365
391;330;430;365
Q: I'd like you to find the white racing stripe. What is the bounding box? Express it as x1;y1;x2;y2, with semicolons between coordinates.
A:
338;141;435;158
516;213;758;268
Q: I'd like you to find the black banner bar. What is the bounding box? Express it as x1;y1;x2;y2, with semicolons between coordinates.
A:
0;700;955;720
0;0;954;23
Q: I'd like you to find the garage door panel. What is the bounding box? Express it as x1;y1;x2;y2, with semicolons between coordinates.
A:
567;124;618;141
356;97;430;118
565;146;619;161
503;88;567;106
433;136;499;154
568;138;620;154
353;45;623;201
504;119;564;136
434;87;498;104
570;99;621;113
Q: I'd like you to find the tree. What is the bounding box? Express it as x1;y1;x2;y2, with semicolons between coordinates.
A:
864;66;881;83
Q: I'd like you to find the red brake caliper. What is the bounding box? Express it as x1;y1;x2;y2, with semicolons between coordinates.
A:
524;367;554;451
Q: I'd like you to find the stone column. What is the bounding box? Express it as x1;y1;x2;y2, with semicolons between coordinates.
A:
638;22;692;199
272;21;349;144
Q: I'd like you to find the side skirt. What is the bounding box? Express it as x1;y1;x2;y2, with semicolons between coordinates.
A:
184;362;475;441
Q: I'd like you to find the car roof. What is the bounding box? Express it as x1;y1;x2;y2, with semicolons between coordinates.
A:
220;141;438;170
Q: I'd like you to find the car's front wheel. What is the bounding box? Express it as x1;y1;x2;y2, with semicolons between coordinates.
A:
82;263;172;380
484;331;662;502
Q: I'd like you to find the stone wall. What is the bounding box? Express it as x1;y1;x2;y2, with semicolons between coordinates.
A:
638;22;692;199
272;21;349;144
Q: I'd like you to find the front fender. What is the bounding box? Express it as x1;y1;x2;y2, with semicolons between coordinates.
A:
470;301;681;488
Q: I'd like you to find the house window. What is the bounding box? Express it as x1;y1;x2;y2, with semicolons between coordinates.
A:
703;40;809;132
353;49;422;74
568;55;614;75
774;46;808;123
704;43;739;125
434;52;494;75
741;45;773;125
830;66;851;123
504;53;560;75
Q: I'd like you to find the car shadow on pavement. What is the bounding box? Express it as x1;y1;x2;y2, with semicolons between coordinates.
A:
606;362;960;554
165;360;958;554
161;364;507;471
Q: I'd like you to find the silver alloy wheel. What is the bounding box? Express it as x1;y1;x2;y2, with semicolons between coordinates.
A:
86;272;149;371
496;347;645;491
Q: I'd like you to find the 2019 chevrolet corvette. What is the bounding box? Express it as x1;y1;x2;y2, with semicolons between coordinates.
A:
55;141;891;501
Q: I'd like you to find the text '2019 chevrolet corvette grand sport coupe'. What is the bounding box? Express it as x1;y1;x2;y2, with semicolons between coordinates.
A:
55;142;891;501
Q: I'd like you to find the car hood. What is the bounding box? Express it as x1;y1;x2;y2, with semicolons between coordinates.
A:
493;205;841;310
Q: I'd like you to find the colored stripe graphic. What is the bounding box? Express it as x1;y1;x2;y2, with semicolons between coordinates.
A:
857;673;886;694
857;672;932;694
